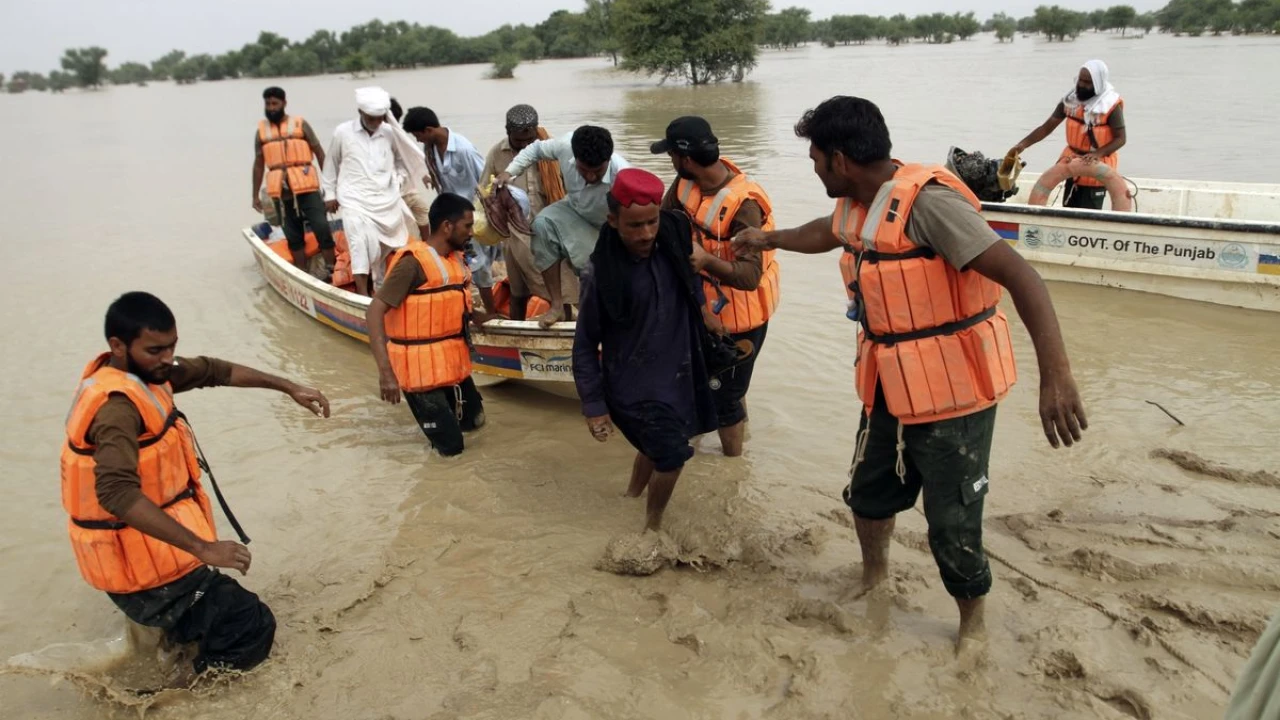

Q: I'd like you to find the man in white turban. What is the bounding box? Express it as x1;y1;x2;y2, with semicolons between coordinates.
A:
322;87;433;295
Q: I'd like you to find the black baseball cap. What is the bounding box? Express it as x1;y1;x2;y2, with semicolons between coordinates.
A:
650;116;718;154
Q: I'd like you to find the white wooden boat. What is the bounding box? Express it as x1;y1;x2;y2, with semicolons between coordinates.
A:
981;175;1280;312
242;227;579;397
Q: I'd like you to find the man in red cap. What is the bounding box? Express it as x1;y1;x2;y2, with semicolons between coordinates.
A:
572;168;719;532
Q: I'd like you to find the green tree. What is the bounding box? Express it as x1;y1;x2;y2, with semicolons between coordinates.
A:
1136;11;1157;33
10;70;49;92
60;46;109;88
952;11;981;39
48;70;74;92
489;52;520;79
762;7;812;48
1033;5;1087;40
993;14;1017;41
150;50;185;81
1088;8;1107;28
110;61;151;85
1103;5;1138;34
303;29;342;72
615;0;768;85
515;35;545;61
585;0;621;64
258;47;321;77
343;52;372;76
913;13;956;43
1237;0;1280;32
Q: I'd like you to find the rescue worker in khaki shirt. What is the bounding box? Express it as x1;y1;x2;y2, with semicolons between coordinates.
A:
64;292;329;678
366;193;499;456
480;104;580;321
735;96;1087;651
653;116;778;457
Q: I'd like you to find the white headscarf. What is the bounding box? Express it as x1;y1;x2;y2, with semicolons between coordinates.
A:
355;86;391;116
1062;59;1121;127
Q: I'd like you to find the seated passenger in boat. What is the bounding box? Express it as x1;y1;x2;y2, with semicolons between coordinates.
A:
1009;59;1127;210
366;193;499;456
481;104;580;321
572;169;719;532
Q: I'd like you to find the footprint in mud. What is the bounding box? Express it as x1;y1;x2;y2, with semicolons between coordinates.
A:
596;531;679;576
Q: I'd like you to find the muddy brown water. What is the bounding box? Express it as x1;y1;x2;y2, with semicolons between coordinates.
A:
2;31;1279;719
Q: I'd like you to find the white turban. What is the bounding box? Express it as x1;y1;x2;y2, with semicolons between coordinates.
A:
355;86;391;116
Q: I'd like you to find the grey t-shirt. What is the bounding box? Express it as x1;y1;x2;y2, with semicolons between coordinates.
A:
903;184;1000;270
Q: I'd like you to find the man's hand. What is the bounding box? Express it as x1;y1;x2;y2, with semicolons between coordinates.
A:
690;241;712;273
701;306;727;336
288;383;331;417
586;414;613;442
252;197;264;213
1008;143;1027;158
732;227;769;254
422;174;436;190
495;171;513;188
194;540;252;575
1039;370;1087;449
324;199;340;213
379;369;401;405
1079;151;1102;164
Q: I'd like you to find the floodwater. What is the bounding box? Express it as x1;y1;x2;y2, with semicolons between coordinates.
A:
2;30;1279;719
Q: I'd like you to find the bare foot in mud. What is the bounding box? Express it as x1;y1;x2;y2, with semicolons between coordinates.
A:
838;565;889;604
536;307;565;329
955;597;988;661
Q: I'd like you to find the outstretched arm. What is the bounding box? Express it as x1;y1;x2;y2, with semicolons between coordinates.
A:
732;214;842;255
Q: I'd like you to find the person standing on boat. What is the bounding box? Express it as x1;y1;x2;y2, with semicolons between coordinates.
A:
480;104;578;321
653;116;779;457
252;86;336;274
573;168;719;532
402;107;498;316
321;87;431;296
62;292;330;678
496;125;631;328
366;193;498;457
1008;59;1126;210
735;96;1087;650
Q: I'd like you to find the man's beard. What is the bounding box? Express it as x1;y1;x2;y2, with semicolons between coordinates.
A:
127;355;171;385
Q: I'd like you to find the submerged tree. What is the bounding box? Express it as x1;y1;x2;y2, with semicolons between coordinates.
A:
615;0;768;85
60;46;109;88
489;53;520;79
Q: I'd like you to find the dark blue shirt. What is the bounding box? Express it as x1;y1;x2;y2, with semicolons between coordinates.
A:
573;250;708;420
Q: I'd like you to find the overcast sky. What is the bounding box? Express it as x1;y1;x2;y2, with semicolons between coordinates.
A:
1;0;1167;73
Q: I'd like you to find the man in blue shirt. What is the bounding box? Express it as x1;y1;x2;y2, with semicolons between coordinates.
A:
403;107;496;314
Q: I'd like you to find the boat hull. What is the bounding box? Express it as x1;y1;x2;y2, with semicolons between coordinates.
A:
245;228;579;397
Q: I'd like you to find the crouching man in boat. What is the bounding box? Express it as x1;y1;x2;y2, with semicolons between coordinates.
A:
735;96;1088;650
1008;59;1127;210
573;168;719;532
63;292;330;677
496;125;631;328
366;193;499;456
654;116;780;457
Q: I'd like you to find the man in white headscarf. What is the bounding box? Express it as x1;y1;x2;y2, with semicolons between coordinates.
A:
322;87;433;295
1008;59;1126;210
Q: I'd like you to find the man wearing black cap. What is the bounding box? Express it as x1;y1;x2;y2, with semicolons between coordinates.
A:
573;168;718;532
653;116;780;458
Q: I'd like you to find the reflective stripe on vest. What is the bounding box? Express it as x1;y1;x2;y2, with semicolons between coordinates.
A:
1061;100;1121;188
675;158;781;333
833;164;1018;424
61;354;215;594
259;116;320;198
383;243;474;392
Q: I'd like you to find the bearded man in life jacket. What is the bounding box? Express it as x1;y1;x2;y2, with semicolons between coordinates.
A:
734;96;1087;651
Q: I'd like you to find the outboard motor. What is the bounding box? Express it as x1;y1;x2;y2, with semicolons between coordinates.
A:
945;146;1022;202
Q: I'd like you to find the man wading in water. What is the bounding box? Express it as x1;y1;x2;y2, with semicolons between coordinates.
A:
736;96;1087;651
61;292;329;679
573;168;718;532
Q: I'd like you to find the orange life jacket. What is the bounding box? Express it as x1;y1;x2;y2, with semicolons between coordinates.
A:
1059;99;1122;188
834;164;1018;424
491;278;551;319
266;229;355;288
384;242;474;392
61;355;216;594
677;159;780;333
259;116;320;198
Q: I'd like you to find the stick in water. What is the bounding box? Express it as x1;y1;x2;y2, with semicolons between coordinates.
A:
1146;400;1185;427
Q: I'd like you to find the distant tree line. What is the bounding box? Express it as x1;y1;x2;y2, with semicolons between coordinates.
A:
5;0;1279;93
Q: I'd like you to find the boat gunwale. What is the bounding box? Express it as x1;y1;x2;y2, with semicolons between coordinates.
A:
242;227;577;338
982;202;1280;235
